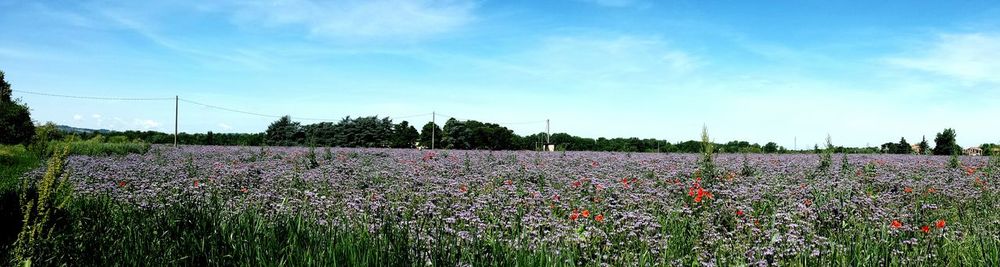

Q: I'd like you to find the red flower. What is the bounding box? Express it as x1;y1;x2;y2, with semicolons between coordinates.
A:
504;179;513;186
621;178;630;188
552;194;560;201
891;220;902;229
582;209;591;218
570;210;580;221
936;220;946;229
118;181;126;187
904;187;913;193
921;225;930;233
241;187;248;193
194;180;199;187
595;214;604;222
591;161;599;168
572;180;582;188
694;187;711;203
804;199;812;207
736;209;744;217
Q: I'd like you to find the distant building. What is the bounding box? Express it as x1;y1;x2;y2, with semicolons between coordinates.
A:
964;147;983;156
910;144;922;153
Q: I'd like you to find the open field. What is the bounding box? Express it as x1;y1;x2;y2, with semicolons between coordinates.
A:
8;145;996;266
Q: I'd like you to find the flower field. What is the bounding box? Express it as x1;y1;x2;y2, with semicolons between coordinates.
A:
41;145;1000;265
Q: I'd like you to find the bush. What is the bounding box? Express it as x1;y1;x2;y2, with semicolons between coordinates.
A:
45;140;150;157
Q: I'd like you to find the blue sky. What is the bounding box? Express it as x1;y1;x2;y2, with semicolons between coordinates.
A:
1;0;998;148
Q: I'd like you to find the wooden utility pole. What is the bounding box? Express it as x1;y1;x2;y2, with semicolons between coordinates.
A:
174;95;178;147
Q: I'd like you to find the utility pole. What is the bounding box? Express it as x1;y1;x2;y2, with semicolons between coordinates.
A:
174;95;178;148
431;111;435;150
546;119;550;144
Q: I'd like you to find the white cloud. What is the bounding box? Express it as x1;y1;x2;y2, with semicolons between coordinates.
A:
886;33;1000;85
227;0;477;40
133;119;161;130
73;114;83;121
218;123;232;130
91;114;101;119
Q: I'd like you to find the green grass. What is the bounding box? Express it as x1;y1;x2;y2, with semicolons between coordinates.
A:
46;140;150;156
0;145;41;265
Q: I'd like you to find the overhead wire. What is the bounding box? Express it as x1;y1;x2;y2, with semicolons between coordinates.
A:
17;90;541;128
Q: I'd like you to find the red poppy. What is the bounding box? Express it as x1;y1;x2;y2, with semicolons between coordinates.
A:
582;210;591;218
736;209;744;217
921;225;930;233
572;180;582;188
904;187;913;193
570;210;580;221
459;184;468;193
621;178;630;188
591;161;599;168
552;194;560;201
241;187;248;193
891;220;902;229
804;199;812;207
694;187;712;203
194;180;200;187
595;214;604;222
936;220;946;229
118;181;126;187
504;179;513;186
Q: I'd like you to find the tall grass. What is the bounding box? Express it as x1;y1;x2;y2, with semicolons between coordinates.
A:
45;140;150;157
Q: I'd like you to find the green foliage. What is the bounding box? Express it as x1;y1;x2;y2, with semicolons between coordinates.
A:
880;137;913;154
390;121;419;148
918;136;931;155
14;145;71;265
934;128;958;155
46;139;150;156
699;125;717;183
763;142;779;153
264;115;304;146
0;71;35;146
419;122;442;149
819;134;833;171
949;152;961;169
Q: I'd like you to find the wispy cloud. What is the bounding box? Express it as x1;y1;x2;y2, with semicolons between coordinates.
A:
227;0;477;41
96;8;273;70
886;33;1000;85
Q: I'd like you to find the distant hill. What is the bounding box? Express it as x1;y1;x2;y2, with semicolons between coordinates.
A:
56;125;112;134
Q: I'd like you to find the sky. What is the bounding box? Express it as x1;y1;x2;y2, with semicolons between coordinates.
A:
1;0;998;148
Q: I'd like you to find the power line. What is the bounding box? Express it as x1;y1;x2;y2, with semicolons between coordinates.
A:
19;90;540;128
13;89;174;101
178;98;285;119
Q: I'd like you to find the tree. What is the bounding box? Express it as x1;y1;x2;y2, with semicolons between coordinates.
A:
0;70;35;145
763;142;779;153
933;128;958;155
264;115;303;146
419;122;442;149
391;121;419;148
898;137;912;154
918;135;930;155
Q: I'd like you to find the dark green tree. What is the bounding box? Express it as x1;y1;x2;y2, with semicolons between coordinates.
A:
264;115;303;146
391;121;419;148
933;128;958;155
419;122;442;149
763;142;779;153
0;70;35;145
918;135;930;155
898;137;912;154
